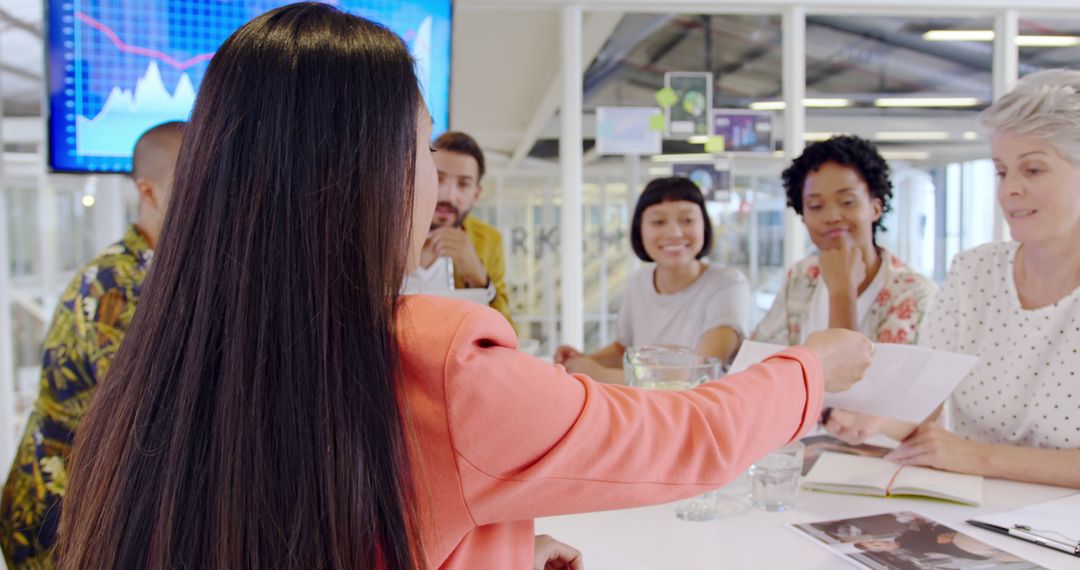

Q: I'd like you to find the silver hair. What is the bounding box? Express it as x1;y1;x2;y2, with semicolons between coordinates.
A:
979;69;1080;164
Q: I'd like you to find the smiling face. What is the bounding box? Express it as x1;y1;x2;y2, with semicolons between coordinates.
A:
992;131;1080;245
801;161;883;251
639;200;706;269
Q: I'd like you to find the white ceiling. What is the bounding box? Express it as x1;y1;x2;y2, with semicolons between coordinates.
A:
449;8;559;156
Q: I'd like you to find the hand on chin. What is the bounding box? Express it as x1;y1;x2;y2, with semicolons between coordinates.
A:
819;231;851;249
430;215;455;230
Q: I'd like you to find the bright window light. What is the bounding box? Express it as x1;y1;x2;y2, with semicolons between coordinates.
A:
875;131;950;141
923;30;1080;47
874;97;981;108
748;98;851;110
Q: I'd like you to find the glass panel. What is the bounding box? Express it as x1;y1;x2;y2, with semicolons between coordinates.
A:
945;162;963;269
5;181;40;279
961;159;996;251
4;167;116;436
472;173;558;355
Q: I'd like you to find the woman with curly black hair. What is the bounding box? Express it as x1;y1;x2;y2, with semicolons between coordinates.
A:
753;135;936;353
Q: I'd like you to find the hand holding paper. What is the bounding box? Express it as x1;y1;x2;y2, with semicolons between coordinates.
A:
802;329;874;393
730;340;979;424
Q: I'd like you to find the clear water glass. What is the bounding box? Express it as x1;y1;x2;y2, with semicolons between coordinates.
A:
749;441;804;512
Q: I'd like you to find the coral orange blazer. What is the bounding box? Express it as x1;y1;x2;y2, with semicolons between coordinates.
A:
397;295;824;569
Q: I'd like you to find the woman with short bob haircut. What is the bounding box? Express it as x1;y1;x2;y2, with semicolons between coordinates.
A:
555;176;751;383
57;4;871;569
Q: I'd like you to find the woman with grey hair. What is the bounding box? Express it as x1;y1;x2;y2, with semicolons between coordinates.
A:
873;69;1080;488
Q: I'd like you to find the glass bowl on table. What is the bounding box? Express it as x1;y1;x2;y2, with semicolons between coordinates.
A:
622;345;724;390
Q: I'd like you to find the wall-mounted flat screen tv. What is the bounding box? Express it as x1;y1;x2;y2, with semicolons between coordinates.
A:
48;0;452;173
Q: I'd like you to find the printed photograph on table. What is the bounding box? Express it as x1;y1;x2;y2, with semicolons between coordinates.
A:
800;434;892;476
793;512;1046;570
47;0;453;173
711;109;774;153
664;72;712;136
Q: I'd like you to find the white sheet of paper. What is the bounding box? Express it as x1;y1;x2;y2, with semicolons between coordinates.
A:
728;341;979;423
976;493;1080;542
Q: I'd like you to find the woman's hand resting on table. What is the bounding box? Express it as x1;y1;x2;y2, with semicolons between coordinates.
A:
803;329;874;393
534;534;584;570
884;421;990;474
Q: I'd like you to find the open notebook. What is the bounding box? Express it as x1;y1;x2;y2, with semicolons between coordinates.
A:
803;452;983;506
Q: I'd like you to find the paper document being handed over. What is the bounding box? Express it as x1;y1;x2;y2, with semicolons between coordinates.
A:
729;341;978;423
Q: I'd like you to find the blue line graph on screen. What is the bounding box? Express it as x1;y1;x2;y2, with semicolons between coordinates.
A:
49;0;452;173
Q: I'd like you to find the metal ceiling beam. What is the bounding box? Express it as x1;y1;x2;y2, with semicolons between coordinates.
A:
585;16;783;101
808;15;1039;78
0;8;42;39
583;14;674;96
646;21;695;66
0;63;40;82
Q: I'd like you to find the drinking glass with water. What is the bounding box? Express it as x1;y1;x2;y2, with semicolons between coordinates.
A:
749;441;804;512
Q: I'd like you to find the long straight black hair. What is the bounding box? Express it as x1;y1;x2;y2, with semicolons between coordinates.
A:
59;4;425;568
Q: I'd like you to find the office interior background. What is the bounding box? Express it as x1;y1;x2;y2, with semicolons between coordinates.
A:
1;0;1078;512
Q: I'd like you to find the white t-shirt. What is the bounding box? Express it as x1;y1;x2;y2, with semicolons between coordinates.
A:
920;242;1080;449
799;261;888;344
402;257;496;303
403;257;454;294
616;264;751;351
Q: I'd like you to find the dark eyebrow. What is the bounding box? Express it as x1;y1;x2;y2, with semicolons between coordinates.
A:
805;187;856;198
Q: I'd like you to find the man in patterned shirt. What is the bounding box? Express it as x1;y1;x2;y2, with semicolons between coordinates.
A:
0;122;184;568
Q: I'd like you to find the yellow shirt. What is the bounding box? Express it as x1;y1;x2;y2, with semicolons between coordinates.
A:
459;217;515;331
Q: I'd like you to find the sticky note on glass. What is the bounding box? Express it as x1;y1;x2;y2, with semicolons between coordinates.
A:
655;87;678;109
649;113;666;132
705;135;725;153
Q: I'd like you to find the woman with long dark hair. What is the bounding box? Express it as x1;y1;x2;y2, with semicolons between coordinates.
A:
58;4;871;569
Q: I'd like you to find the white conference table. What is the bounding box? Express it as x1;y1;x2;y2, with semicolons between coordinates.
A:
536;470;1080;570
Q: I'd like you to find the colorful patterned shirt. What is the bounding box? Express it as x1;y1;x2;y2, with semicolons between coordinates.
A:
1;226;152;569
752;249;937;346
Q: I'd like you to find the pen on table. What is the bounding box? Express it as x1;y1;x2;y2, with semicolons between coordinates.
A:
966;520;1080;557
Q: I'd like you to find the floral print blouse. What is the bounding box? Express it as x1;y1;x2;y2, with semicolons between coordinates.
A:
1;226;152;569
752;249;937;346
